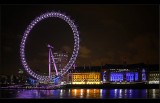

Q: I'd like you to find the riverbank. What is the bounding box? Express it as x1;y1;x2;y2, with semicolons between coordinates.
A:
0;86;60;90
0;84;159;90
62;84;159;89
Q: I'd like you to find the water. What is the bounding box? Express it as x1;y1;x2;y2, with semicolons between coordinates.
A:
0;89;159;99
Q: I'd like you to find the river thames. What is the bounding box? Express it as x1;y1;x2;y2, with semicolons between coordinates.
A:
0;89;159;99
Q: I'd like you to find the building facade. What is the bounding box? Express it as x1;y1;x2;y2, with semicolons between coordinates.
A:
67;72;101;84
66;63;159;85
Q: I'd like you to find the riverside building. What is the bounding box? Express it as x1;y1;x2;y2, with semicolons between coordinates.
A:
67;63;159;85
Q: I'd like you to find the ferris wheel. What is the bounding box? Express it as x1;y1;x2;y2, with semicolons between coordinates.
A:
20;11;80;82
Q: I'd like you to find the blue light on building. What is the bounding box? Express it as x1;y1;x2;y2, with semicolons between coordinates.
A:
126;72;135;82
110;72;123;82
135;72;138;81
28;77;37;85
53;77;61;85
142;69;146;81
102;71;106;82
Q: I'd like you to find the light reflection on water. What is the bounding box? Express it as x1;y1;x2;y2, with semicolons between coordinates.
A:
0;89;159;99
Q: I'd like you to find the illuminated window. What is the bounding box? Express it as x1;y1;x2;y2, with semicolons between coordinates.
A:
126;72;134;82
135;72;138;81
103;73;106;82
110;72;123;82
142;69;146;81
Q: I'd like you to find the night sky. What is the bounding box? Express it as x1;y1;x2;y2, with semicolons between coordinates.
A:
1;4;159;75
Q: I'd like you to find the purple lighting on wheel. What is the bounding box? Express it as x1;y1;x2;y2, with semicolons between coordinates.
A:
20;11;80;82
48;44;59;77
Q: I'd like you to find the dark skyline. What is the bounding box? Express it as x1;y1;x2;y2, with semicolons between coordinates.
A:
1;4;159;75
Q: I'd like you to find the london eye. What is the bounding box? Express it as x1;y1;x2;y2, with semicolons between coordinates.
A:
20;11;80;82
